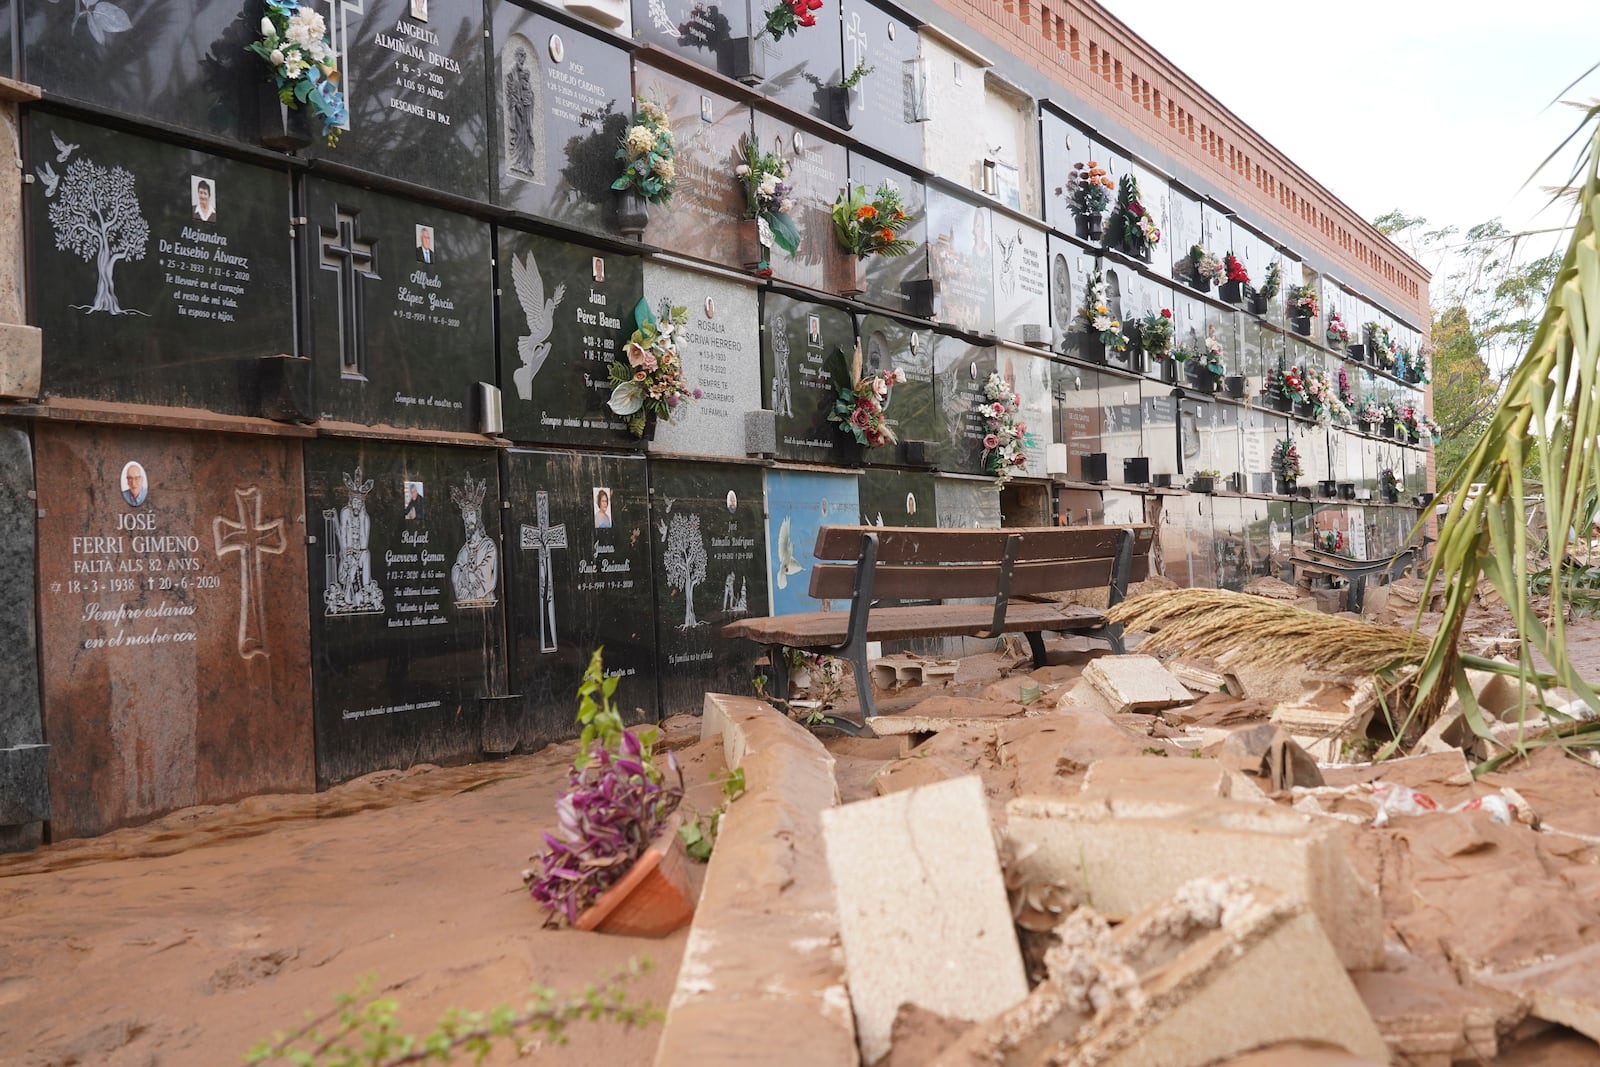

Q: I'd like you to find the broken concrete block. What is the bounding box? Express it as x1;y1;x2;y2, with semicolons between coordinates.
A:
1052;677;1118;716
870;653;960;692
1351;950;1512;1065
1005;797;1382;970
1165;659;1243;696
1270;679;1379;762
659;695;855;1067
1080;756;1233;802
1481;943;1600;1044
1083;655;1193;714
822;775;1028;1065
934;879;1387;1066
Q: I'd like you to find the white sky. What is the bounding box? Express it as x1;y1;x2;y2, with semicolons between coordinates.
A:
1096;1;1600;268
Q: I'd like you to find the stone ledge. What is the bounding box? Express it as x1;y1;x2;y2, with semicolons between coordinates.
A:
0;323;42;401
655;694;855;1067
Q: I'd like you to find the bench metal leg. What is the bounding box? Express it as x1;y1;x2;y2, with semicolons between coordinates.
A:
765;644;790;705
1025;631;1048;669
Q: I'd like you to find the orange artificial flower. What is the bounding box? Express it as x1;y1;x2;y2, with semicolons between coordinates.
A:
878;227;895;241
856;204;877;220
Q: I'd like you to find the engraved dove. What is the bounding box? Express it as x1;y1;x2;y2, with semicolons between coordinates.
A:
510;250;565;401
35;160;59;197
51;131;79;162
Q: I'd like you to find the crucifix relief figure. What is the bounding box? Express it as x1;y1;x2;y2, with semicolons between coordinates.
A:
320;208;378;378
324;467;384;615
450;476;499;606
213;487;288;659
519;490;567;653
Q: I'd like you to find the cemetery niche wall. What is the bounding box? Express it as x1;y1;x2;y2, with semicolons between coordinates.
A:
0;0;1435;843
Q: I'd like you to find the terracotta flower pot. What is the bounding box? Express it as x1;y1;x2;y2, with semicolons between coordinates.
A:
574;813;695;937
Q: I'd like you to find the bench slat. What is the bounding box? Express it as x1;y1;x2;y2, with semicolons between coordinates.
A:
808;553;1150;600
723;601;1107;647
811;524;1154;565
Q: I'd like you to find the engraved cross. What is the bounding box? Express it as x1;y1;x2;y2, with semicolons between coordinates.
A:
213;487;288;660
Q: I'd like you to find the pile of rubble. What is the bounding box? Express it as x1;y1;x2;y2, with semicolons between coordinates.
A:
656;628;1600;1066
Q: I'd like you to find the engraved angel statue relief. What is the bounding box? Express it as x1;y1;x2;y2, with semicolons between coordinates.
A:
511;250;566;400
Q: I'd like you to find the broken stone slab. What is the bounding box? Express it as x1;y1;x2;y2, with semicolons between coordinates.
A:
655;694;855;1067
1079;756;1234;802
1270;679;1380;763
1052;677;1118;717
822;775;1029;1065
932;879;1387;1067
1480;943;1600;1045
1005;796;1382;970
1243;576;1301;600
1165;659;1243;696
1350;949;1515;1066
1217;723;1325;790
1083;655;1194;714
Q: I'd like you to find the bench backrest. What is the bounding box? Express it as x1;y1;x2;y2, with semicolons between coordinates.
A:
807;524;1156;601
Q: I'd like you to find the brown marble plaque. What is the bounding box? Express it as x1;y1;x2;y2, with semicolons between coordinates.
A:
634;63;747;268
35;424;313;840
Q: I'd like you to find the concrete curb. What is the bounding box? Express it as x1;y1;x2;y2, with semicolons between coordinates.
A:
654;694;857;1067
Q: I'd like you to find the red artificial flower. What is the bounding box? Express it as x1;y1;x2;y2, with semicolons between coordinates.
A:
1160;307;1172;318
1130;202;1144;217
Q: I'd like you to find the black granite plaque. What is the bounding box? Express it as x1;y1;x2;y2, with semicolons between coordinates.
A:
633;63;747;268
753;112;849;294
1166;186;1202;284
857;313;934;468
502;449;656;749
931;332;995;473
857;467;935;527
491;5;633;233
1040;107;1100;236
1048;236;1096;358
647;460;768;714
835;0;921;164
1142;383;1178;480
27;115;293;416
925;188;995;337
766;293;857;464
498;230;643;447
631;0;745;77
307;440;506;788
756;0;841;124
302;176;493;430
20;1;257;142
1060;364;1102;465
848;152;928;316
303;0;490;201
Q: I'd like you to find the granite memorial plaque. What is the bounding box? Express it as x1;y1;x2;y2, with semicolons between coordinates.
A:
766;468;859;616
1047;236;1095;358
849;152;929;316
19;1;257;142
992;221;1049;346
1039;107;1098;235
27;115;294;416
491;5;634;233
1060;364;1102;468
1166;185;1202;284
1212;401;1243;480
836;0;923;165
498;229;643;447
925;187;995;336
1234;224;1267;295
1178;396;1209;477
1171;290;1205;361
633;64;747;267
1142;382;1178;481
857;467;935;527
1240;496;1272;578
756;0;842;123
934;475;1001;528
1241;319;1267;379
0;426;44;842
502;449;656;749
752;112;849;293
647;460;768;714
643;263;762;457
857;312;934;468
631;0;745;77
998;346;1054;475
766;293;857;464
307;440;506;787
35;423;313;839
1102;375;1142;463
1181;492;1216;589
1207;304;1237;372
931;332;995;473
1201;205;1230;267
303;0;491;201
302;177;493;431
1211;495;1247;591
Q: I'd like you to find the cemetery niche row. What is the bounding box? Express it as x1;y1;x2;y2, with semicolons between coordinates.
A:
29;407;1422;837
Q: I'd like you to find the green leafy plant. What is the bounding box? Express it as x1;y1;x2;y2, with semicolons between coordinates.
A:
837;60;875;90
611;98;676;205
677;767;749;863
574;646;656;771
246;961;661;1065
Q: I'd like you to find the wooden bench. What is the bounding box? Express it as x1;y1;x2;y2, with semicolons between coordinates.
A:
1292;545;1419;612
723;523;1156;721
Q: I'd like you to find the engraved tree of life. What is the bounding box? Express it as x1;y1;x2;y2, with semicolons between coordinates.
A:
320;209;378;378
519;490;567;653
213;487;288;660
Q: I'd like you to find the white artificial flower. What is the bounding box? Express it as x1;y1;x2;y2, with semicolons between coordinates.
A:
261;16;276;36
757;174;778;197
735;164;750;176
270;47;285;65
1092;315;1112;332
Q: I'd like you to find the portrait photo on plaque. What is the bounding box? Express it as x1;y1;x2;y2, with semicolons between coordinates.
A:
189;176;216;223
120;459;149;507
